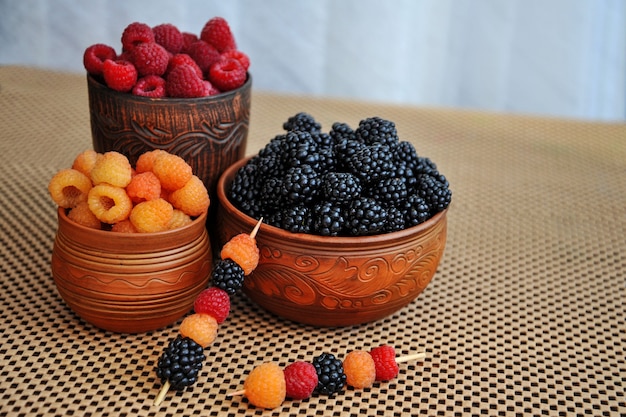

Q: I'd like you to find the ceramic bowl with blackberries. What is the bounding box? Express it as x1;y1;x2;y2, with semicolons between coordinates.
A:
216;113;451;327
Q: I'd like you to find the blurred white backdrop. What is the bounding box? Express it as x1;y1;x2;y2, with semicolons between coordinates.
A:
1;0;625;121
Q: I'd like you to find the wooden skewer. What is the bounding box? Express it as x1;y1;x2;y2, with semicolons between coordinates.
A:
226;389;246;397
395;352;426;363
250;217;263;239
153;380;171;406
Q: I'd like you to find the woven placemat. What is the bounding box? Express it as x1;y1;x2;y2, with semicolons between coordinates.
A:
1;66;625;416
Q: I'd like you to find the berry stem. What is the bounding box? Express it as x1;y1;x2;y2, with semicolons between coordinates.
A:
250;217;263;239
395;352;426;363
154;380;170;406
226;389;246;397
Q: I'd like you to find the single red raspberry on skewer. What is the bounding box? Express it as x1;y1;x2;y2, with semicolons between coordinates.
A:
369;345;399;381
193;287;230;324
284;361;318;400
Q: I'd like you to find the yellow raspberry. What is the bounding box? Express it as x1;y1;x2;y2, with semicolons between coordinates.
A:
220;233;260;276
67;201;101;229
168;175;210;216
243;362;286;409
152;152;193;191
135;149;168;173
87;184;133;224
48;168;93;208
111;219;138;233
71;149;102;177
179;313;218;348
90;151;132;188
126;171;161;203
343;350;376;389
129;198;173;233
167;209;193;230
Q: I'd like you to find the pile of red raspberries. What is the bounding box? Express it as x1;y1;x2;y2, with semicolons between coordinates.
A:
83;17;249;98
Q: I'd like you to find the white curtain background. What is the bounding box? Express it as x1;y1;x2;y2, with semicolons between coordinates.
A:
1;0;624;121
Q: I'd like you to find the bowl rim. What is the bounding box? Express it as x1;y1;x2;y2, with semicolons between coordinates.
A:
217;156;448;246
56;206;208;238
86;71;252;104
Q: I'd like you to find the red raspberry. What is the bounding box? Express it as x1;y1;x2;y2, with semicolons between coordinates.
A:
83;43;117;75
221;49;250;71
200;17;236;52
132;75;166;97
203;80;220;96
121;22;155;52
193;287;230;324
152;23;183;54
181;32;199;53
167;53;203;79
209;57;246;92
102;59;138;92
166;64;206;98
186;40;221;73
283;361;318;400
131;42;169;76
369;345;399;381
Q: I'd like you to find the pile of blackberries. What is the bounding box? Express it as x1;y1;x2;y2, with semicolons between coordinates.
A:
229;113;451;236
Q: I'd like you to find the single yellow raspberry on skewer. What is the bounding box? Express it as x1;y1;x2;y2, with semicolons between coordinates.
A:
228;362;286;409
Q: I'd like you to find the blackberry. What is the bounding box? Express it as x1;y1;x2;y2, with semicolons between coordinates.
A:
355;116;399;149
393;141;419;170
334;138;366;171
329;122;356;142
312;132;335;149
258;134;285;158
416;174;452;213
283;112;322;134
281;131;320;168
229;163;263;218
404;195;431;226
394;161;418;189
281;164;320;205
155;336;206;391
280;204;313;234
210;258;245;295
347;197;388;236
313;201;345;236
370;177;408;206
347;144;396;184
385;205;406;233
415;156;439;176
258;176;285;212
322;172;362;205
254;152;285;179
312;353;346;396
316;145;336;173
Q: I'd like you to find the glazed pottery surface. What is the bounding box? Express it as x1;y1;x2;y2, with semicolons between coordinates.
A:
87;74;251;201
216;158;448;327
51;208;212;333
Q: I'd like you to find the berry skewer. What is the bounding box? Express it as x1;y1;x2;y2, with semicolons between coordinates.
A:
227;345;426;409
154;218;263;407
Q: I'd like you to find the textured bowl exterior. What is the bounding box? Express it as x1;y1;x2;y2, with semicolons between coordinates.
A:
87;74;251;201
216;158;447;327
51;208;212;333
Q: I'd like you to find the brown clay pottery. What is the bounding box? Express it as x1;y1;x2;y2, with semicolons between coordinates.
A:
87;74;251;202
50;208;212;333
216;158;448;327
